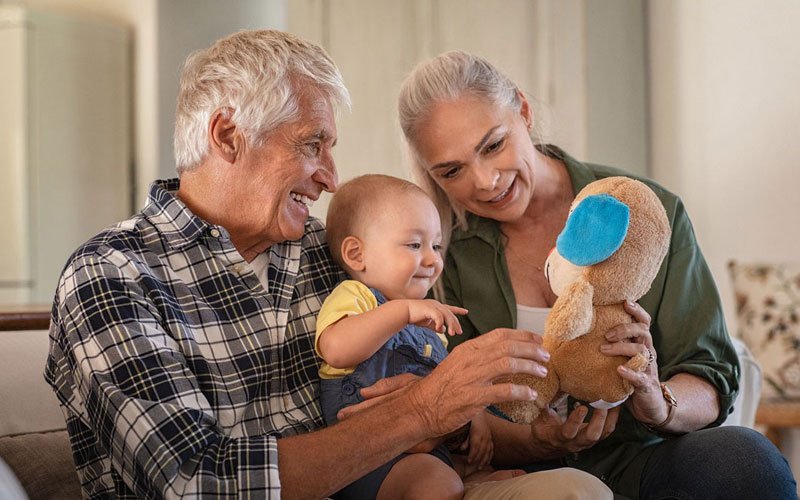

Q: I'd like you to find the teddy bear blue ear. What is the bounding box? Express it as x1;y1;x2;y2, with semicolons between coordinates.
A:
556;193;630;266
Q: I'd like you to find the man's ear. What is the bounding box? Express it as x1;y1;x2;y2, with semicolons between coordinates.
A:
208;108;241;163
341;236;365;272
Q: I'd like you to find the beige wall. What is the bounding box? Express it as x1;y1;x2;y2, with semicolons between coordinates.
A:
1;0;159;205
649;0;800;481
648;0;800;332
1;0;286;204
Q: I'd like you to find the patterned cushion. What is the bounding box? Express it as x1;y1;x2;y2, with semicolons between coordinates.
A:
729;261;800;400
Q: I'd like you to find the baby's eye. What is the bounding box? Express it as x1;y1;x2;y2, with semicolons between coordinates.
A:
406;242;421;250
433;244;443;253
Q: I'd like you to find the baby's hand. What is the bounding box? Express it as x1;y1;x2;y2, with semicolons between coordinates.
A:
405;299;467;336
462;410;494;467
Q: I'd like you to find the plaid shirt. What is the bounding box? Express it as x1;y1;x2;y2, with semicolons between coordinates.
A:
45;179;344;499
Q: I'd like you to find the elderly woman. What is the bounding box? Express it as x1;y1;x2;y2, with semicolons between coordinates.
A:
397;51;796;499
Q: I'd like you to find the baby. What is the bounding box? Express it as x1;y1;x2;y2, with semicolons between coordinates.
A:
317;174;509;499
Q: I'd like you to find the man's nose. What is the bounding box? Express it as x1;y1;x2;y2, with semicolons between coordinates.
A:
314;155;338;193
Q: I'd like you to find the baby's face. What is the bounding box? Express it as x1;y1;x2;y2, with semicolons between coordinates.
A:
358;191;443;300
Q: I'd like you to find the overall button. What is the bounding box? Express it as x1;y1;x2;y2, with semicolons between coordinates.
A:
342;383;356;396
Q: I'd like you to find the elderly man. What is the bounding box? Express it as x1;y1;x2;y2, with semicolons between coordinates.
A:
45;30;610;499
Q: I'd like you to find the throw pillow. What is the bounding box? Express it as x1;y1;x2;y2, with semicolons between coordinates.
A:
728;261;800;400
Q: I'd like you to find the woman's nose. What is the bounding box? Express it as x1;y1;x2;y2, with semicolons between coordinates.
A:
473;163;499;191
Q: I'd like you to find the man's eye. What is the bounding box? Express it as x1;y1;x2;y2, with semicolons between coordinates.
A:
306;142;321;155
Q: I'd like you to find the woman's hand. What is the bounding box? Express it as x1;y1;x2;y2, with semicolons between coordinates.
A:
529;405;620;456
601;300;668;427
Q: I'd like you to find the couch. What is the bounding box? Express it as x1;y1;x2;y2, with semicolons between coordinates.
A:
0;314;761;499
0;320;81;500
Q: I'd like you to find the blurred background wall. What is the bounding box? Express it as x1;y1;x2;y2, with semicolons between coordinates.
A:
1;0;799;480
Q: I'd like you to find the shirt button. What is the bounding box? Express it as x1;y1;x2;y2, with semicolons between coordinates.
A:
232;263;245;273
209;228;221;238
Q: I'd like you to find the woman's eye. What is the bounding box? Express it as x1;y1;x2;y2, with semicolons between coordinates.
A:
442;166;460;179
484;138;504;154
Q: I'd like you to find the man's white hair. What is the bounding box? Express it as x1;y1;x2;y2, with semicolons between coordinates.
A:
174;29;350;174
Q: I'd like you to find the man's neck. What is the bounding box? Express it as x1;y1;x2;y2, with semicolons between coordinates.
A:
176;166;274;262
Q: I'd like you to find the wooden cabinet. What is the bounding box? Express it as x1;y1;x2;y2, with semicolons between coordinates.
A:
0;6;131;304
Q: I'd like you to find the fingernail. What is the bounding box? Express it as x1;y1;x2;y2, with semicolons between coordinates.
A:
600;344;611;352
537;366;548;377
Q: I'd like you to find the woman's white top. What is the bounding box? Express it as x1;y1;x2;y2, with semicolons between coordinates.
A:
515;304;569;418
515;304;551;336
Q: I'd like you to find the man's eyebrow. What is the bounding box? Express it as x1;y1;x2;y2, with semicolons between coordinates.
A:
429;125;501;172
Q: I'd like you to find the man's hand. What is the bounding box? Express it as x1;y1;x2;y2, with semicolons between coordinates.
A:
339;328;550;443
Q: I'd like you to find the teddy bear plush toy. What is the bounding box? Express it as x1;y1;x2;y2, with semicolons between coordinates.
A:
498;176;672;424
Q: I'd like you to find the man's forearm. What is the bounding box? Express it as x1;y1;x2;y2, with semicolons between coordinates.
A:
277;389;426;499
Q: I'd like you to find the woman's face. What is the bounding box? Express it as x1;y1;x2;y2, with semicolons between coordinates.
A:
412;93;537;223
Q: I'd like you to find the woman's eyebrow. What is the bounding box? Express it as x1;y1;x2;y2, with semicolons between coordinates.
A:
474;125;501;153
430;125;502;172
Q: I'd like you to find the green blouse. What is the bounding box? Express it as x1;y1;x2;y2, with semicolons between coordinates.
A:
442;146;739;493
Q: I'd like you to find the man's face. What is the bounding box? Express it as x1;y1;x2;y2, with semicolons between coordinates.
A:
229;90;338;250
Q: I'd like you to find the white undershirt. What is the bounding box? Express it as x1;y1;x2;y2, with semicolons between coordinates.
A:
515;304;550;336
516;304;568;418
250;252;270;291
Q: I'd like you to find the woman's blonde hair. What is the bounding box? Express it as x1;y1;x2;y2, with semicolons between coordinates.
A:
397;51;524;243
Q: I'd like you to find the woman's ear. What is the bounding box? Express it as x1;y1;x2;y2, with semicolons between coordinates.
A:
341;236;366;272
517;89;533;130
208;107;241;163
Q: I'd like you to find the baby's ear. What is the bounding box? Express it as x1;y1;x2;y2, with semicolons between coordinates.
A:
341;236;365;271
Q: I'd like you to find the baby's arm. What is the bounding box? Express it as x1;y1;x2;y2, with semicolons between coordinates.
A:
318;299;467;369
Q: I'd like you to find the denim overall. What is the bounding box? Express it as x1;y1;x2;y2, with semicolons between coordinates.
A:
320;287;449;426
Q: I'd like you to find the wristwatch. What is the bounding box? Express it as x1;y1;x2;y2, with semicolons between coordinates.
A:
644;383;678;434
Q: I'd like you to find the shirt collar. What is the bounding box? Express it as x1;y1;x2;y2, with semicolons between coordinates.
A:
142;178;229;251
